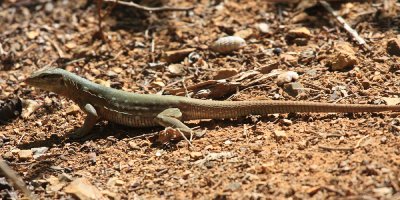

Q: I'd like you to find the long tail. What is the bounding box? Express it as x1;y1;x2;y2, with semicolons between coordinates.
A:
181;99;400;120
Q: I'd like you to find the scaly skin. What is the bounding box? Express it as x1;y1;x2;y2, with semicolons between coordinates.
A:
25;68;400;138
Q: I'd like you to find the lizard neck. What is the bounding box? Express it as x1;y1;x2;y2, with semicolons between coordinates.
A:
61;72;108;103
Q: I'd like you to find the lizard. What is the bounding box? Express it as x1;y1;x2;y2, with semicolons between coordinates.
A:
25;67;400;139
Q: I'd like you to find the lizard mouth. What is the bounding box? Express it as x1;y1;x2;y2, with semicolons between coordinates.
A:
24;77;49;90
24;77;40;86
24;77;34;85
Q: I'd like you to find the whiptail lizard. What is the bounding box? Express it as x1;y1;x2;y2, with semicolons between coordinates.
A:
25;68;400;139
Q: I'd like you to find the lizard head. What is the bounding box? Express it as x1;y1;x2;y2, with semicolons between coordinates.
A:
25;68;67;93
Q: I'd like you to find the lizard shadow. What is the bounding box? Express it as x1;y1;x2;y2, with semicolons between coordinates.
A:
16;122;163;149
17;112;384;150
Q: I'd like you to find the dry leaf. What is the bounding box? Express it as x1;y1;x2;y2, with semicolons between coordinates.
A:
163;48;196;63
21;99;42;119
213;68;239;80
168;64;185;75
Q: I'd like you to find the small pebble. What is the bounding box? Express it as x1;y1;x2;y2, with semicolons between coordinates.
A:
168;64;184;75
274;130;287;138
280;119;293;126
257;23;270;34
276;71;299;86
188;52;201;63
44;2;54;13
306;69;317;76
128;141;140;150
190;152;203;160
155;150;163;157
88;152;96;164
329;42;358;71
18;150;33;160
224;140;232;145
65;105;80;115
387;38;400;56
31;147;49;159
224;182;242;191
273;48;282;55
283;82;305;97
3;152;13;160
380;136;387;144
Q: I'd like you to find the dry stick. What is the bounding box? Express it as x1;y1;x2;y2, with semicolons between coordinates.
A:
129;131;159;139
96;0;105;40
320;186;345;196
181;77;190;98
175;129;194;148
318;145;354;151
265;0;365;2
45;35;67;58
103;0;195;12
354;135;369;149
0;159;34;200
15;43;38;59
319;135;369;151
319;0;370;51
95;0;117;42
0;42;6;55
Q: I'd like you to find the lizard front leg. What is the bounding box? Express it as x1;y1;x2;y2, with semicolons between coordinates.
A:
154;108;204;142
70;103;99;139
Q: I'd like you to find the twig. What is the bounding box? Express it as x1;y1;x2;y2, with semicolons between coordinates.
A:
181;77;189;98
0;159;34;199
319;0;370;50
112;50;124;60
129;131;159;139
44;35;67;58
354;135;369;149
318;145;354;151
322;185;346;196
333;94;355;103
308;185;345;196
176;129;194;148
285;150;294;158
243;124;249;144
0;42;6;55
16;43;38;60
95;0;106;41
62;57;86;66
103;0;195;12
301;82;331;93
265;0;365;2
94;0;117;42
17;132;27;145
163;75;194;89
151;36;156;63
319;134;369;151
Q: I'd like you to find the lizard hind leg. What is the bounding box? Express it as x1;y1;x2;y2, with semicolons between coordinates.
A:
154;108;199;142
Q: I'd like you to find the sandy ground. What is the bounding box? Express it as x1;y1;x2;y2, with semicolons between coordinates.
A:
1;0;400;199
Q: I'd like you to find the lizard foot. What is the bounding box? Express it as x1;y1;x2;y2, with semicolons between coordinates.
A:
68;127;90;140
156;127;205;144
